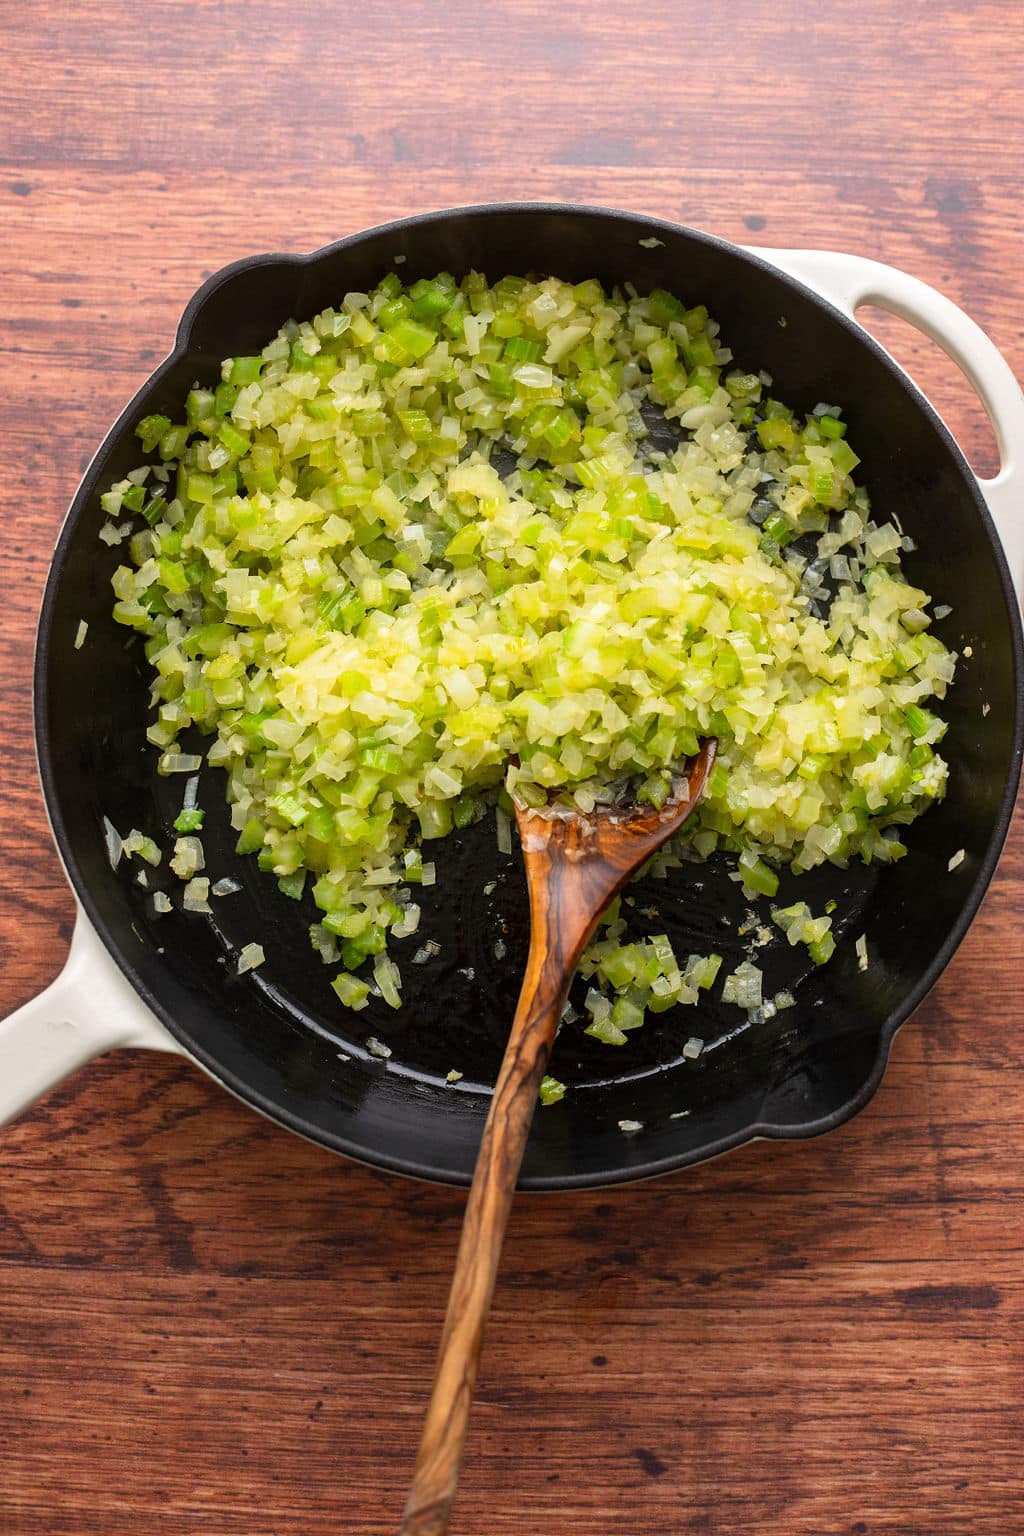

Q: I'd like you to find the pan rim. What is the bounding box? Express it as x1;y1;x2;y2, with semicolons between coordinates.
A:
33;201;1024;1188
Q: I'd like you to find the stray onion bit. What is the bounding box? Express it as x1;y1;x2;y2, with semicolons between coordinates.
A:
183;876;211;913
721;960;763;1011
682;1036;704;1060
74;620;88;649
102;816;123;871
948;848;966;872
365;1036;392;1059
123;829;162;866
158;752;202;775
855;933;869;972
445;1069;463;1085
638;236;665;249
618;1119;644;1134
211;876;242;896
171;835;205;880
373;954;402;1009
236;942;265;975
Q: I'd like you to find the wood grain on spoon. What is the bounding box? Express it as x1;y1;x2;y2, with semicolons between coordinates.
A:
399;740;717;1535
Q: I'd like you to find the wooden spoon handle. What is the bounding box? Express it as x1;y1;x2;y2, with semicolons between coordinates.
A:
399;891;594;1535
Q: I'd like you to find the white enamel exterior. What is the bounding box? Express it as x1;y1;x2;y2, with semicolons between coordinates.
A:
0;907;179;1122
2;248;1021;1125
756;247;1024;592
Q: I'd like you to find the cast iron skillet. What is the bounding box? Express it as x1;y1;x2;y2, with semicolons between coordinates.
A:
34;205;1024;1187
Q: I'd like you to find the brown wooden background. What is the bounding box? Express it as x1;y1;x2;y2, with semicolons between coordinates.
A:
2;3;1022;1532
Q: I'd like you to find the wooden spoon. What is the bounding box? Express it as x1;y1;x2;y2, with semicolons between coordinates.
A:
399;740;717;1535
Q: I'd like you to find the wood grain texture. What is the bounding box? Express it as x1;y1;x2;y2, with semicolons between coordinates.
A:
403;751;715;1532
1;2;1022;1532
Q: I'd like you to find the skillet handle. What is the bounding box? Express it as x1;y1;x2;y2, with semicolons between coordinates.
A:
0;909;180;1126
750;248;1024;601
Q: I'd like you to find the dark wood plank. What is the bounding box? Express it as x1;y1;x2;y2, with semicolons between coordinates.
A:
1;2;1022;1533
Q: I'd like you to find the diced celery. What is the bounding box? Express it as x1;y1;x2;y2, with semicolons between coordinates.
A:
101;269;953;1040
757;418;796;451
228;356;263;385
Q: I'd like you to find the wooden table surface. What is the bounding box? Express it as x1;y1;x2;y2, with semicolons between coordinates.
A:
2;3;1022;1532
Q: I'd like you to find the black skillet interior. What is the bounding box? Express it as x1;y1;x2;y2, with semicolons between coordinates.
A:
37;206;1023;1187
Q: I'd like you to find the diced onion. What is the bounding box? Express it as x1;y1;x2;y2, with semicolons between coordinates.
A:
102;816;123;870
236;942;265;974
103;268;955;1042
183;876;211;912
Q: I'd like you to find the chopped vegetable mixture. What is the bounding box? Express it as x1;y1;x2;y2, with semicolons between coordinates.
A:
103;269;956;1043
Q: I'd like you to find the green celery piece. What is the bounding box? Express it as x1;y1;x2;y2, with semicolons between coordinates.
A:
159;424;190;461
214;380;239;415
738;850;779;898
390;317;437;359
757;418;796;451
228;356;262;385
173;808;205;834
217;420;250;457
269;792;309;828
683;334;716;369
375;271;403;301
410;278;454;318
808;932;836;966
648;289;686;327
487;362;515;398
360;745;403;774
761;512;792;547
304;806;336;844
707;763;729;800
584;1017;628;1046
830;439;860;475
504;335;543;363
120;483;147;513
331;973;370;1010
136;414;171;453
186;387;215;427
398;408;432;442
235;818;265;855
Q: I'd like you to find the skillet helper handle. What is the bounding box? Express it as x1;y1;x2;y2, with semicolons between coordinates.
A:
0;909;179;1125
399;886;590;1535
752;248;1024;601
